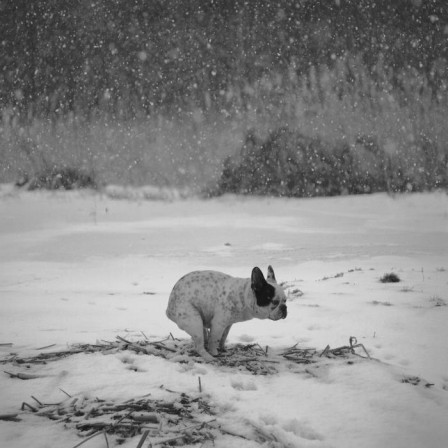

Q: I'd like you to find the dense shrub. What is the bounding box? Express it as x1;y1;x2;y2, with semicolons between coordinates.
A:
12;136;97;190
212;127;448;198
16;166;97;191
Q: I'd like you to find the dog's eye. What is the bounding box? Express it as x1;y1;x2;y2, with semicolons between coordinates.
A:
272;299;279;306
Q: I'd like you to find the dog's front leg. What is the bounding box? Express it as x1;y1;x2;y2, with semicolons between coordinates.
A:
219;325;232;351
208;319;228;357
203;327;210;348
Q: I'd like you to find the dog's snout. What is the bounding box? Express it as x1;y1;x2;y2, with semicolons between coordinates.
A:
280;304;287;318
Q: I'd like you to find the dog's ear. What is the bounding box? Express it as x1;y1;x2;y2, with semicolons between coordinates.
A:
251;267;274;306
266;265;277;283
251;267;266;291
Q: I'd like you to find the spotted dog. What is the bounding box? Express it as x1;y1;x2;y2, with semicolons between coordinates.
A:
166;266;287;361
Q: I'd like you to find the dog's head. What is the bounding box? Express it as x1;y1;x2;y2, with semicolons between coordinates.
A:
251;266;287;320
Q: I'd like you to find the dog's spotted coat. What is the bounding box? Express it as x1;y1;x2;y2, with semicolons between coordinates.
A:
166;266;287;361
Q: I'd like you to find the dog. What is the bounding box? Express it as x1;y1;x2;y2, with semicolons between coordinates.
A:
166;266;287;361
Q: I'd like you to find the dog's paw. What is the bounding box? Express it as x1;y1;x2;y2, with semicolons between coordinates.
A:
202;353;216;363
197;349;216;362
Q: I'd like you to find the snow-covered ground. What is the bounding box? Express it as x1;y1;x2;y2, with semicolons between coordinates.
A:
1;186;447;448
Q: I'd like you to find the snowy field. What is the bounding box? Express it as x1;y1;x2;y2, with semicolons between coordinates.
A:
0;186;447;448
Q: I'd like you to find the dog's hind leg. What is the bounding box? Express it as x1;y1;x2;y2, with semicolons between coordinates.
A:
174;310;215;362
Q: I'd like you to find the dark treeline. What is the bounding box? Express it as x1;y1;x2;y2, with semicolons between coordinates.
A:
1;0;447;121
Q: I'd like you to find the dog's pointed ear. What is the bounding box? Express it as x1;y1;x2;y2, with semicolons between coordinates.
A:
251;267;266;292
266;265;277;283
251;267;274;306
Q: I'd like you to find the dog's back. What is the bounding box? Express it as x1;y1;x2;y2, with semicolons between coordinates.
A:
166;270;248;327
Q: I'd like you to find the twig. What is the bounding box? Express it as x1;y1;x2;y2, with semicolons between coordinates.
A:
136;430;150;448
131;413;159;423
225;357;279;364
282;347;315;360
252;344;268;356
21;402;38;412
116;336;133;344
112;410;135;427
103;431;110;448
149;342;176;352
152;433;187;446
351;343;371;359
170;418;216;433
219;426;252;440
59;388;72;398
4;371;42;380
35;343;56;350
116;336;149;354
140;331;149;340
0;413;20;421
77;422;141;431
282;355;313;364
117;335;176;353
71;430;103;448
31;395;43;406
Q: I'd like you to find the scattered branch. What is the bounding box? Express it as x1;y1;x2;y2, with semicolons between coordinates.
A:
59;388;72;398
103;431;110;448
4;371;43;380
21;402;38;412
135;430;150;448
71;430;103;448
31;396;43;406
0;413;20;421
35;344;56;350
16;389;218;447
283;336;371;364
